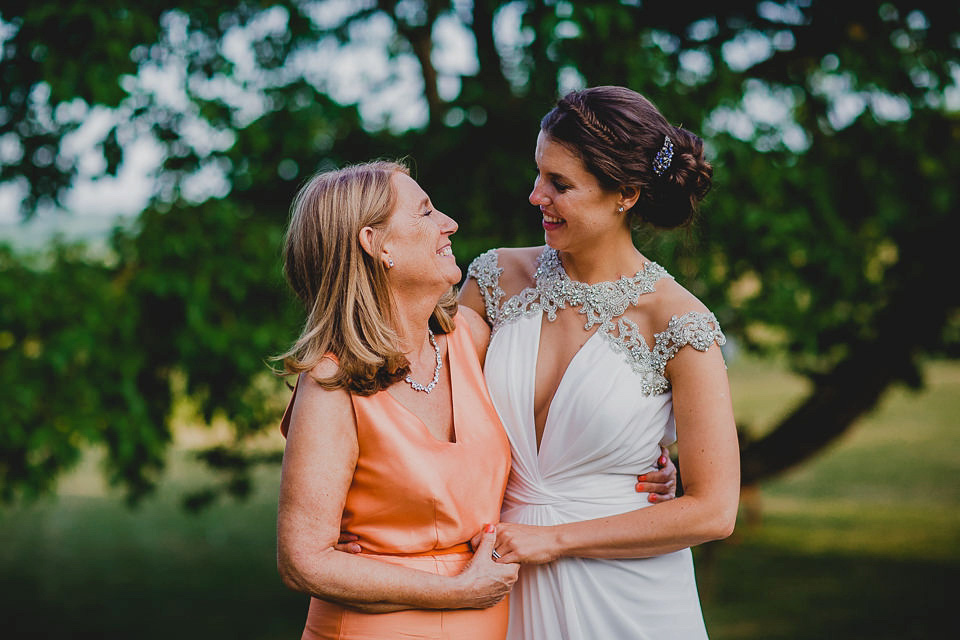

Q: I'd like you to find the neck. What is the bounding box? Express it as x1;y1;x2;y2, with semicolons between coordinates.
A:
556;231;647;284
392;288;441;357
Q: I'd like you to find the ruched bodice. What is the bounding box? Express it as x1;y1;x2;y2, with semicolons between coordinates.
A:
489;313;673;525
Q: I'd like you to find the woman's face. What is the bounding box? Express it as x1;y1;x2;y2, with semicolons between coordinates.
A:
529;130;626;253
384;172;461;290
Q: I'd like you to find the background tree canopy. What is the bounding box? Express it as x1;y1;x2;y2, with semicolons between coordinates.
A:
1;0;957;505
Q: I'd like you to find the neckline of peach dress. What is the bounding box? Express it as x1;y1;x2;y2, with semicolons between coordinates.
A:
382;331;459;445
279;318;472;445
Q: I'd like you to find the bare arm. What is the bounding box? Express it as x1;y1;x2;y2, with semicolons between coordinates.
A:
456;304;491;366
458;276;489;326
277;366;517;611
490;343;740;564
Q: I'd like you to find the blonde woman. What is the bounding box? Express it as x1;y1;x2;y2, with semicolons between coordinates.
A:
275;161;519;639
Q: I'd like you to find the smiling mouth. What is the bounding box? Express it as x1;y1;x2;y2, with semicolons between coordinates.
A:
543;213;564;224
437;246;453;256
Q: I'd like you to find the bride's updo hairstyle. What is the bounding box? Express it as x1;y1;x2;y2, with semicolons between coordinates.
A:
540;86;712;228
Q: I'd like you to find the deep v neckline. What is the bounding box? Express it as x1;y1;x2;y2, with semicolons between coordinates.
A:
532;316;603;456
385;335;459;445
523;248;666;458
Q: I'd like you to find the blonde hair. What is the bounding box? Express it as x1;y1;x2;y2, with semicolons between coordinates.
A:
276;159;457;395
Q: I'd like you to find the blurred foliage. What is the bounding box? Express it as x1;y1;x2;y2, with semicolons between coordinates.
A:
0;1;958;503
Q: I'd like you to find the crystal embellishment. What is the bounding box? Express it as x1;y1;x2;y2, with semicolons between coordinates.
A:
652;135;674;177
404;329;443;393
466;247;725;395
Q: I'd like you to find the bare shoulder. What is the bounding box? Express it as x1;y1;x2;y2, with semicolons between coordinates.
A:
495;245;544;271
465;245;542;274
651;277;727;380
287;358;355;440
495;245;544;295
456;305;491;364
308;355;340;379
650;276;712;331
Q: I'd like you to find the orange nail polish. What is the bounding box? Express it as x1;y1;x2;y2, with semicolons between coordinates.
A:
638;475;647;482
485;524;495;533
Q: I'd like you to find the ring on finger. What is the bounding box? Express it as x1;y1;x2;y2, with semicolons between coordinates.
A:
491;549;501;560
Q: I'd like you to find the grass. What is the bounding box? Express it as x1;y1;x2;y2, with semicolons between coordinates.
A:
700;358;960;639
1;357;957;639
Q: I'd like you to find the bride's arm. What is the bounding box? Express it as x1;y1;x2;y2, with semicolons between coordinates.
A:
457;305;492;366
488;344;739;563
277;367;517;610
458;276;490;326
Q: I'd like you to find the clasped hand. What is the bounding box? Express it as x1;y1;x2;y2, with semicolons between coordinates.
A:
470;522;560;565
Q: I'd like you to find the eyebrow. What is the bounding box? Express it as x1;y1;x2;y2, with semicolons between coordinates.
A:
534;159;572;183
543;169;572;184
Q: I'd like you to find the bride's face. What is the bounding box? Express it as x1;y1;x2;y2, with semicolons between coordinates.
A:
528;131;626;253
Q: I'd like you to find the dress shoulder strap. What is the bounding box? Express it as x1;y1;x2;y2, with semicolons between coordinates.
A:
465;249;504;326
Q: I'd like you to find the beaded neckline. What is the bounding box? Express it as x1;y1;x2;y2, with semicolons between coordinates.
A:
531;247;668;330
466;247;726;395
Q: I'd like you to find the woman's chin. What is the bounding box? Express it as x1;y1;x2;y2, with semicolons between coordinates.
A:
448;265;463;285
543;231;565;250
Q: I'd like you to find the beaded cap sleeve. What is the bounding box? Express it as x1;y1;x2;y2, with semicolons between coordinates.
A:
466;249;505;326
467;247;725;396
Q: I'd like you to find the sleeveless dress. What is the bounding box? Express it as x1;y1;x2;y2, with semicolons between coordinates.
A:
467;247;726;640
279;312;512;640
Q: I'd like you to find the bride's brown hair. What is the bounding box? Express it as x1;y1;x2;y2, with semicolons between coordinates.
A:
540;86;713;229
275;160;457;395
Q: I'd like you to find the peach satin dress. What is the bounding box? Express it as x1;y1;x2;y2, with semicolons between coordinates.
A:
280;314;512;640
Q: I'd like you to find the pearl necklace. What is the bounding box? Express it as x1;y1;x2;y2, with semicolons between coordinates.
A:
404;329;443;393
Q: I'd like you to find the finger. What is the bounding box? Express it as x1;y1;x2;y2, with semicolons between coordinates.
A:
337;532;360;544
658;446;670;468
648;486;676;503
635;480;670;494
638;468;672;484
659;448;678;475
469;528;486;551
495;549;517;565
333;542;362;553
473;524;496;556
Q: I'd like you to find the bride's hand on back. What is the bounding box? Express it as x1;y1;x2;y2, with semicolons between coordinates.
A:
334;531;362;553
636;445;677;503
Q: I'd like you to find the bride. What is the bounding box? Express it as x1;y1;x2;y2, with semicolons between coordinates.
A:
460;86;740;639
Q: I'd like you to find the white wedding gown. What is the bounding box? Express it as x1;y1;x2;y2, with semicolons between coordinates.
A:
467;247;725;640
